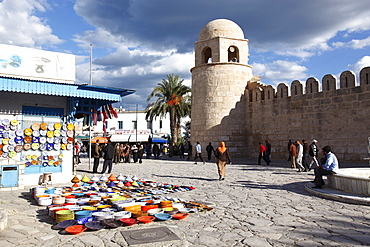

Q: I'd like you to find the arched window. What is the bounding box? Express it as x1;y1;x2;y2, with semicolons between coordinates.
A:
228;46;239;62
203;47;212;64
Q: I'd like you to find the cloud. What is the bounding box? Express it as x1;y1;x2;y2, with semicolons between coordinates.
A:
332;36;370;49
348;56;370;75
0;0;62;48
252;60;308;86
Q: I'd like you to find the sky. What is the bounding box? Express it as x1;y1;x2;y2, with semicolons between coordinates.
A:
0;0;370;110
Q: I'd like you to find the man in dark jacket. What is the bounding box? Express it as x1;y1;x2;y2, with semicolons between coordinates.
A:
101;140;114;174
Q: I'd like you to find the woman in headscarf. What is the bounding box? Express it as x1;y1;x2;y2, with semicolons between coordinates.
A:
214;142;232;181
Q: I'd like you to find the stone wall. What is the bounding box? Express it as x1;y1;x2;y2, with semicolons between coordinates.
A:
244;67;370;161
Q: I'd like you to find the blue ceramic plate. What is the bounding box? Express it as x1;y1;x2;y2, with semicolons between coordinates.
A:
57;219;77;229
154;213;172;221
85;221;105;230
77;216;94;225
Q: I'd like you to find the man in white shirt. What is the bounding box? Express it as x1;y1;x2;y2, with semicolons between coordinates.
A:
194;141;205;164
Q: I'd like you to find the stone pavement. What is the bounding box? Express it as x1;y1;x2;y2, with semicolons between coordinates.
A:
1;156;370;247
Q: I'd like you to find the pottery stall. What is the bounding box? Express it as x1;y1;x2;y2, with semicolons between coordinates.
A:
32;174;213;235
0;118;75;188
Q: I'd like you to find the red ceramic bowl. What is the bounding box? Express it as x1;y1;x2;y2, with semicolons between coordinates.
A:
65;225;87;235
120;218;138;226
172;213;189;220
136;216;155;224
141;205;158;212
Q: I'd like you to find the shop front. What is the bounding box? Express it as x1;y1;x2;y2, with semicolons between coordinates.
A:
0;44;134;188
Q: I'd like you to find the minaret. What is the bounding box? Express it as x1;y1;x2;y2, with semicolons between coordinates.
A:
190;19;253;151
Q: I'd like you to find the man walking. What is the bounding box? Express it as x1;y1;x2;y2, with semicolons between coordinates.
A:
101;140;114;174
302;139;310;172
309;139;319;170
264;140;271;165
206;142;215;162
296;140;305;172
258;143;269;165
194;141;205;164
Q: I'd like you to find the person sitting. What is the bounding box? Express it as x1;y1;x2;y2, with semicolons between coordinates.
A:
312;146;339;189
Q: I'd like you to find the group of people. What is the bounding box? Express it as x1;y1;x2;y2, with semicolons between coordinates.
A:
287;139;339;189
288;139;319;172
258;141;272;165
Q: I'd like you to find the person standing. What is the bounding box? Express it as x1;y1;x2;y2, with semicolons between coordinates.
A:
179;143;185;159
194;141;205;164
258;143;269;165
114;143;121;164
153;144;160;159
206;142;215;162
313;146;339;188
309;139;319;170
92;139;101;173
74;141;81;165
138;143;144;163
289;141;297;168
287;140;293;161
296;140;305;172
302;139;310;172
264;140;271;165
101;140;114;174
131;144;138;163
214;142;232;181
187;142;192;160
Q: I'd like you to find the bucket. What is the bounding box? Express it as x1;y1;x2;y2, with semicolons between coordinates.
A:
52;196;66;205
53;208;67;219
48;206;65;218
75;210;92;220
56;210;74;223
37;197;52;206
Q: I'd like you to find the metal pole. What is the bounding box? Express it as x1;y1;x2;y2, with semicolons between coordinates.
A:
89;44;93;86
89;117;92;170
135;104;138;143
89;44;93;169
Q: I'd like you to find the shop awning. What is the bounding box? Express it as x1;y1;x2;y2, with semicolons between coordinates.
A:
152;137;168;143
110;134;150;143
0;77;135;101
91;136;110;143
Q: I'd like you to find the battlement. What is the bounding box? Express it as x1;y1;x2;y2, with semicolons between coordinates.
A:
247;66;370;102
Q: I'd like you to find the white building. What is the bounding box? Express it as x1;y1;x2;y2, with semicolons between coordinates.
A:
75;108;189;144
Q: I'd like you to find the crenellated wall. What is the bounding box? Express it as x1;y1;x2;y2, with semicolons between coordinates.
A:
244;66;370;161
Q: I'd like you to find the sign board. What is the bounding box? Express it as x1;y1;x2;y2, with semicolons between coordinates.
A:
0;43;75;83
115;129;151;135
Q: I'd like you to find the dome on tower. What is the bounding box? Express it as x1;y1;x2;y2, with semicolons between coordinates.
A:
198;19;245;41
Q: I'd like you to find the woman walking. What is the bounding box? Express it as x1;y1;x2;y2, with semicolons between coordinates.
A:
214;142;232;181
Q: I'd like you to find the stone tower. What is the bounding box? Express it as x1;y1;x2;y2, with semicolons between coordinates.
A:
190;19;254;153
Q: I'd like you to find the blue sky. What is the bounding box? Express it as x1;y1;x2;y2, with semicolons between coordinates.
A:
0;0;370;110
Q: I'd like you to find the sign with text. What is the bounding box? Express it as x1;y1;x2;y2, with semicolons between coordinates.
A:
0;44;75;83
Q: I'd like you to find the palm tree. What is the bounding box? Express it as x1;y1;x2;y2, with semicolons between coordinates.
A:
145;74;191;145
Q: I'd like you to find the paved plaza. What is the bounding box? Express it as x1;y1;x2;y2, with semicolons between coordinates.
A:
1;156;370;246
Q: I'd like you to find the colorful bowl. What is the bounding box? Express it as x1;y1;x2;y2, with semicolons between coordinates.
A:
137;216;155;224
103;218;123;228
113;211;131;220
57;219;77;229
172;213;189;220
147;208;164;216
120;218;138;226
85;221;105;231
154;213;172;221
65;225;87;235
